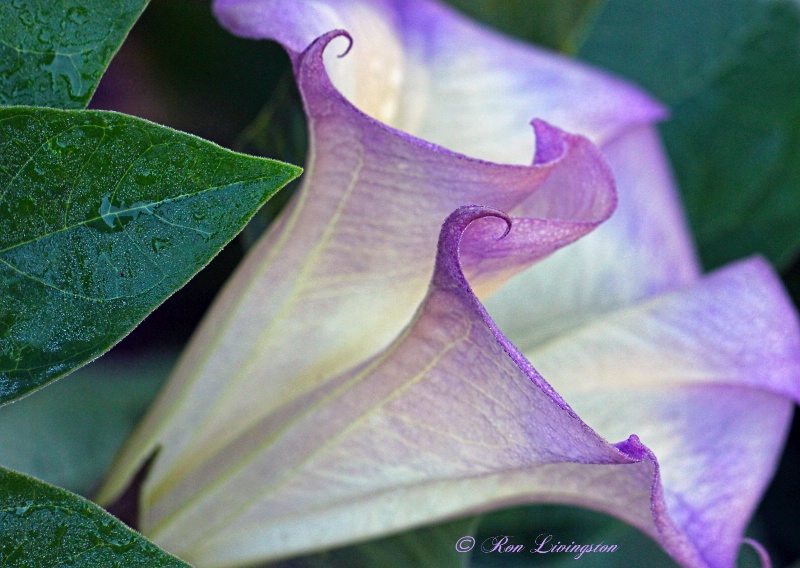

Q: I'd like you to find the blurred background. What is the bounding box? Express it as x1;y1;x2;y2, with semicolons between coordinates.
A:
2;0;798;566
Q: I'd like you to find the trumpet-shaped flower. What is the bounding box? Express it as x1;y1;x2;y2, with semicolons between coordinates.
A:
98;1;800;567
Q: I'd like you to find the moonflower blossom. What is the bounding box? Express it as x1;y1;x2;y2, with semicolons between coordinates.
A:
98;1;800;567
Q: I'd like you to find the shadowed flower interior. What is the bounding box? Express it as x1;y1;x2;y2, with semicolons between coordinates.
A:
96;2;800;568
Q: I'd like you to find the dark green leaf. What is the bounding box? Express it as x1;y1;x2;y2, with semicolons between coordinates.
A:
0;354;172;495
444;0;605;53
276;517;478;568
0;107;301;404
0;0;149;109
580;0;800;270
0;466;191;567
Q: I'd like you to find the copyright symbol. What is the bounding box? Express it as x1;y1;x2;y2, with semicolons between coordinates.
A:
455;536;475;552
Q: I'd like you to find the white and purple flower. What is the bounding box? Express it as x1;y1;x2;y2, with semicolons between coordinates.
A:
99;2;800;567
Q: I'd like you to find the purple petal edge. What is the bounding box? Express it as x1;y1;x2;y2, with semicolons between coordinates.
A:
434;205;760;568
434;206;585;414
295;30;618;290
298;30;587;170
213;0;668;143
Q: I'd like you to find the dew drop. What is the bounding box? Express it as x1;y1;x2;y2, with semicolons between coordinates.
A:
107;537;136;554
35;8;49;25
37;28;52;43
88;195;156;233
97;518;114;535
44;52;90;102
66;6;88;25
135;169;156;186
18;8;34;26
151;237;169;252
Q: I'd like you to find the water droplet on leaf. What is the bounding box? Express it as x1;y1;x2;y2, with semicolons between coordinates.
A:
66;6;88;25
151;237;170;252
43;53;90;102
135;169;156;186
87;195;155;233
37;28;52;43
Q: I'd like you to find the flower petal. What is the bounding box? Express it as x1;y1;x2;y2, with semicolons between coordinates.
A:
98;27;617;505
125;208;656;566
528;257;800;567
213;0;697;350
114;208;791;568
529;257;800;400
94;5;787;568
214;0;665;162
485;125;701;351
575;387;792;568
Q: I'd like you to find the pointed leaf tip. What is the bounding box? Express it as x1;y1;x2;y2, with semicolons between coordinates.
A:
0;107;301;404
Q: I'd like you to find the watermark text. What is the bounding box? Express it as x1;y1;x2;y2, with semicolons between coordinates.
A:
455;534;618;560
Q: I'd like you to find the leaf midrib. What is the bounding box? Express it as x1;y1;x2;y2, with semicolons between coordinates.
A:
0;175;273;256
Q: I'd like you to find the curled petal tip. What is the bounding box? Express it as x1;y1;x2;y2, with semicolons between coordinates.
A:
305;28;354;59
530;119;568;165
612;434;650;461
441;205;512;239
328;29;354;58
434;206;512;286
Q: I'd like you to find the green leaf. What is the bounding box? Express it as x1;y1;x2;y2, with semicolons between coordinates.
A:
580;0;800;270
0;354;172;495
0;466;191;567
0;107;301;404
0;0;149;109
444;0;605;53
278;517;479;568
